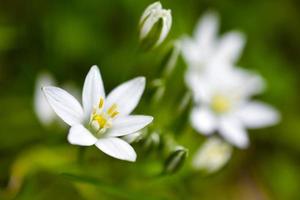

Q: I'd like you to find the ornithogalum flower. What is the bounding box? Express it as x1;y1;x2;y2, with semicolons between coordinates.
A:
42;65;153;161
139;1;172;48
193;137;232;173
181;11;245;74
188;67;280;148
34;72;57;126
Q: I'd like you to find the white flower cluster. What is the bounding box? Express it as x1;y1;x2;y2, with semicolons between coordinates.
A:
182;12;280;172
34;4;280;173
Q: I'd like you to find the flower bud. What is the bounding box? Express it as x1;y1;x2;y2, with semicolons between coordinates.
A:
143;132;160;151
163;146;188;174
139;1;172;49
122;131;144;143
192;137;232;174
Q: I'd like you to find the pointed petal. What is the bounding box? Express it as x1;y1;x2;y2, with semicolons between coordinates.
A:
238;101;280;128
82;65;105;118
191;107;216;135
185;71;212;103
181;37;200;67
42;86;83;126
219;117;249;148
107;115;153;137
233;68;265;98
95;138;137;162
194;11;219;49
105;77;145;115
215;31;246;64
68;125;97;146
34;72;56;125
139;2;162;26
156;10;172;46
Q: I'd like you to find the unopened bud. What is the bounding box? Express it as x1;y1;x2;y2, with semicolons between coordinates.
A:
139;1;172;49
122;132;144;144
164;146;188;174
192;137;232;174
143;132;160;151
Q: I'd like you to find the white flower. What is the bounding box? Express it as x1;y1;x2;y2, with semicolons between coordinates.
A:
181;11;245;73
193;137;232;173
34;72;57;126
139;1;172;47
189;67;280;148
42;65;153;161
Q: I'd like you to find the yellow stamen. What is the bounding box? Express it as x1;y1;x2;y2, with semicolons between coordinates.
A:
98;97;104;109
91;99;119;134
211;95;231;113
107;104;118;116
109;111;119;118
94;115;108;129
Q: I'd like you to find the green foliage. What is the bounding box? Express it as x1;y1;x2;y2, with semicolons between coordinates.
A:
0;0;300;199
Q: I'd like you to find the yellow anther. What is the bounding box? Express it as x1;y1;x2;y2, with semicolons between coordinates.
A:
211;95;231;113
98;97;104;109
109;111;119;118
107;104;118;116
94;115;108;129
90;99;119;134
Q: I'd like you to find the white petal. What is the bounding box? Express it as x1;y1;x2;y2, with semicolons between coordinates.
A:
68;125;97;146
191;107;216;135
185;71;212;103
42;86;84;126
95;138;137;162
181;38;201;68
215;31;246;64
219;117;249;148
232;68;265;98
34;72;56;125
105;77;145;115
238;101;280;128
107;115;153;137
82;65;105;118
194;11;219;50
139;2;162;26
156;10;172;46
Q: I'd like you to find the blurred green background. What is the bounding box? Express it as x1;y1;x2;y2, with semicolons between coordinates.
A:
1;0;300;199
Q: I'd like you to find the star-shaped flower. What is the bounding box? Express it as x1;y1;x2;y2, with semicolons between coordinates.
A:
42;65;153;161
188;67;280;148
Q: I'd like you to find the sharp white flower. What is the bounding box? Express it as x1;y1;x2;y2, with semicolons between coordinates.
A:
34;72;57;126
181;11;245;73
139;1;172;48
189;67;280;148
193;137;232;173
42;65;153;161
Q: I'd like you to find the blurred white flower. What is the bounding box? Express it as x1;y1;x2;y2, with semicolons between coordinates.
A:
42;65;153;161
181;11;245;74
139;1;172;48
188;67;280;148
34;72;80;127
34;72;56;126
193;137;232;173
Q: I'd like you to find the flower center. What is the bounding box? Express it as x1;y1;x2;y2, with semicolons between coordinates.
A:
90;98;119;136
211;95;231;113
